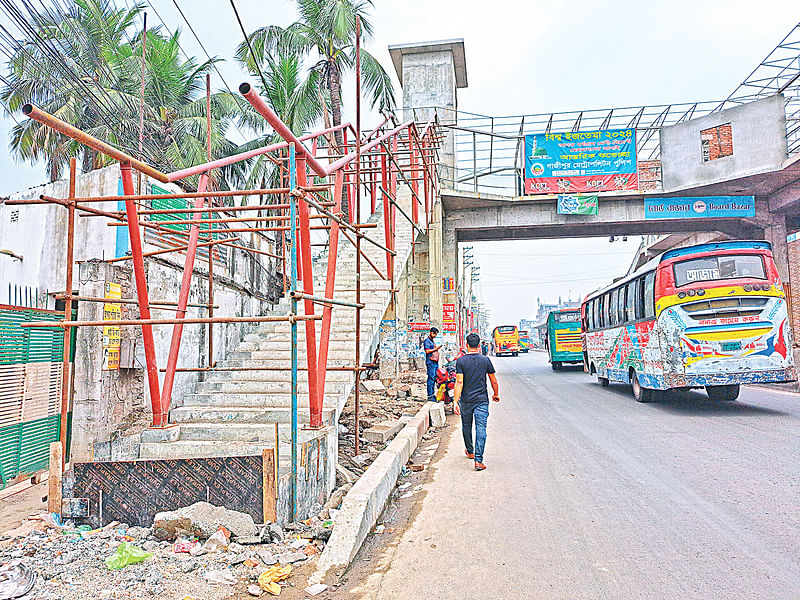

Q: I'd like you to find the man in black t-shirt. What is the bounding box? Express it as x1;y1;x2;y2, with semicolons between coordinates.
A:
454;333;500;471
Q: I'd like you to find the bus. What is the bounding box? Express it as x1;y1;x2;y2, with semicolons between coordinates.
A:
544;309;583;370
519;330;531;353
581;241;796;402
492;325;520;356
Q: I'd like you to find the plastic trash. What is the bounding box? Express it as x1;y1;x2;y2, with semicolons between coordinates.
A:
104;542;152;570
173;537;198;553
257;564;292;595
204;570;237;585
0;561;36;599
202;527;230;552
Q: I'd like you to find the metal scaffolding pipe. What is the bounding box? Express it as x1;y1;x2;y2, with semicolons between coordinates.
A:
22;314;321;328
289;290;365;309
22;104;169;183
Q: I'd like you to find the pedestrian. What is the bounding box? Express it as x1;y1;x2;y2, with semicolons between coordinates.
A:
481;340;489;356
454;333;500;471
423;327;442;401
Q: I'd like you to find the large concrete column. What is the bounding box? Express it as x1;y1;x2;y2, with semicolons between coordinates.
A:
389;39;467;355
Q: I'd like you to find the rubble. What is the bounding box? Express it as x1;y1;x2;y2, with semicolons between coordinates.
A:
338;368;428;478
0;504;334;600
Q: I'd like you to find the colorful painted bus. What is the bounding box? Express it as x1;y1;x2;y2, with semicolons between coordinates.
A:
492;325;520;357
518;330;531;353
544;309;583;370
581;241;796;402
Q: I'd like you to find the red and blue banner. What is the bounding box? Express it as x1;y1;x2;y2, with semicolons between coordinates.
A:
524;128;638;195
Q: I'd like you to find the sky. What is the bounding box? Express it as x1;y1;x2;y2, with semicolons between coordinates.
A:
0;0;798;325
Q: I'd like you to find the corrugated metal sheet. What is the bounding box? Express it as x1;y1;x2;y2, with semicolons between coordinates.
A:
0;306;69;487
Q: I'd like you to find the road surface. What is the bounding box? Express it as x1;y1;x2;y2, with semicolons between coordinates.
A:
348;351;800;600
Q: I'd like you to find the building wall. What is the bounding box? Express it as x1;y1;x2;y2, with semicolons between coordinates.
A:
660;95;788;191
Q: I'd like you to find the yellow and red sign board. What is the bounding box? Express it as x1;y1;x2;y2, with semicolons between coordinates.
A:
102;282;121;370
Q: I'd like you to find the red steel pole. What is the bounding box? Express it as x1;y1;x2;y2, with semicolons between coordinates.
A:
316;171;344;400
409;126;419;224
120;163;162;423
295;156;322;427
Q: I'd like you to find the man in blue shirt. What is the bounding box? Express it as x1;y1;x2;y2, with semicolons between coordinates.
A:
454;333;500;471
423;327;441;401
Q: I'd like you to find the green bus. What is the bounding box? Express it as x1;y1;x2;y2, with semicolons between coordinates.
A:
544;309;583;370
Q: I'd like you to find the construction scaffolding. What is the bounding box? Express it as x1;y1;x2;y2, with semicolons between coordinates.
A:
6;26;442;519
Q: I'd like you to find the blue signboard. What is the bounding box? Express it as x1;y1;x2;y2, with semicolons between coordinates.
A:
644;196;755;219
524;128;637;195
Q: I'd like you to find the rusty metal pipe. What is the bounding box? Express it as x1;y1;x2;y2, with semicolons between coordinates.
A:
22;104;169;183
22;314;322;328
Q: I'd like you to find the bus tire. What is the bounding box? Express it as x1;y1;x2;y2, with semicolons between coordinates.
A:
551;361;561;371
598;376;609;387
631;371;652;403
706;384;740;401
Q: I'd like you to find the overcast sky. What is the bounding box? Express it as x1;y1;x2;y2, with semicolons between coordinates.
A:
1;0;797;326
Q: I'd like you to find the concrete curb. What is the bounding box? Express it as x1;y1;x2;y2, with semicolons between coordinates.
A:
310;401;438;584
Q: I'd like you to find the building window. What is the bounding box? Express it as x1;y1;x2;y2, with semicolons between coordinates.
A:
701;123;733;162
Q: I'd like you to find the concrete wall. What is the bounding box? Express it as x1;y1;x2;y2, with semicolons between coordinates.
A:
276;426;336;524
660;95;788;191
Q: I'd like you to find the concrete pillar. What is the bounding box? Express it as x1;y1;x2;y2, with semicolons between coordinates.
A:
765;215;789;285
388;39;467;183
389;39;467;356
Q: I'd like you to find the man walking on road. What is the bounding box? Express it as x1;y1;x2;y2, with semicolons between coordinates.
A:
423;327;442;401
454;333;500;471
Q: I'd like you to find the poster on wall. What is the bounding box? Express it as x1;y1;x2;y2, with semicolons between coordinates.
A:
442;303;456;333
102;282;121;370
524;128;638;194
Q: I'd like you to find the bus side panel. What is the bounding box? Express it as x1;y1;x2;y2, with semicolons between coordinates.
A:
552;324;583;363
586;320;664;387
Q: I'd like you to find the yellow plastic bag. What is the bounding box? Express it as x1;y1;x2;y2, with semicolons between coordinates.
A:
258;564;293;595
435;383;446;402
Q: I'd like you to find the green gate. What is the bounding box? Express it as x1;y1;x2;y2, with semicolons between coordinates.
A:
0;305;73;488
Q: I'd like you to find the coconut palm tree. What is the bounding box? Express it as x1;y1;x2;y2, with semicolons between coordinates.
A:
1;0;238;187
237;0;396;218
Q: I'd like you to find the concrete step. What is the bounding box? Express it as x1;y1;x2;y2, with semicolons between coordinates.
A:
201;369;353;383
139;439;295;461
175;422;292;442
171;405;335;424
196;380;347;395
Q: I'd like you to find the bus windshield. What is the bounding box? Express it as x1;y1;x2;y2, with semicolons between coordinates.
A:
554;312;579;323
673;254;765;287
497;326;516;333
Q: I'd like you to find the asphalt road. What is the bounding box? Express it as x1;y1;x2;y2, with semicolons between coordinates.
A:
348;351;800;600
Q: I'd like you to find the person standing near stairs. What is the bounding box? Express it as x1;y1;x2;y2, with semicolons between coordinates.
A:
423;327;442;401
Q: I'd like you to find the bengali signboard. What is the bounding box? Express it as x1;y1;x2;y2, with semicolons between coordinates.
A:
557;194;598;215
409;321;432;332
524;128;637;194
102;282;121;370
442;303;456;333
643;196;755;220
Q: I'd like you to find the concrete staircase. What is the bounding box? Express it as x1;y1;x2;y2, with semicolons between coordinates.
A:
139;187;417;462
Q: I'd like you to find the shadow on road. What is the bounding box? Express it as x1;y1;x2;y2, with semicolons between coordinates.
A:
596;383;790;416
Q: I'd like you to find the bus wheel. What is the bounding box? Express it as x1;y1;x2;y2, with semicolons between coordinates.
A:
706;384;740;401
513;352;519;357
598;376;609;387
631;372;652;403
551;361;562;371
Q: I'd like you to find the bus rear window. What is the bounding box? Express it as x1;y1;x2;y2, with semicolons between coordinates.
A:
554;312;579;323
497;326;516;333
673;255;765;287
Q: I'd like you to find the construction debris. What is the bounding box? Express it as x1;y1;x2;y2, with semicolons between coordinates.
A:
0;505;332;600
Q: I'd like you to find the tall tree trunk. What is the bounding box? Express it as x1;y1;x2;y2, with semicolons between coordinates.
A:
328;59;348;222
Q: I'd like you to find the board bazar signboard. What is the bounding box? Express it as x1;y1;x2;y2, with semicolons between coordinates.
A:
524;128;637;194
644;196;755;219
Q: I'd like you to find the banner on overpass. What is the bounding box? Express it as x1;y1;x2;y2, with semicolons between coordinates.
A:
557;194;598;215
644;196;755;219
524;128;638;195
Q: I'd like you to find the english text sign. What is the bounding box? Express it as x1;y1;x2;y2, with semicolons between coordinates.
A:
644;196;755;219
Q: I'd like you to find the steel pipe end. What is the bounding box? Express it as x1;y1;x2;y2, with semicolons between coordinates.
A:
22;104;34;117
239;82;252;95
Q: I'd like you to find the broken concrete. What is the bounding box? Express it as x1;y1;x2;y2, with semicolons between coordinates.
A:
363;420;404;443
428;401;446;427
152;502;257;541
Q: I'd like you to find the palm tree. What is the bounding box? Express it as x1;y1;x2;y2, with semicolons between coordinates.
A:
1;0;238;188
238;0;396;218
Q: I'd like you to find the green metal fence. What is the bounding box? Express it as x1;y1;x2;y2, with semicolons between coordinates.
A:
0;305;72;488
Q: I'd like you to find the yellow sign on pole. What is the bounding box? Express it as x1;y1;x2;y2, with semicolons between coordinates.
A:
102;282;121;370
